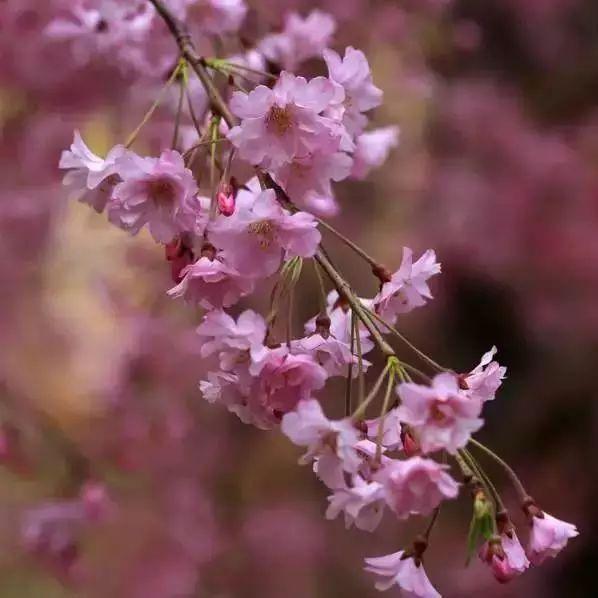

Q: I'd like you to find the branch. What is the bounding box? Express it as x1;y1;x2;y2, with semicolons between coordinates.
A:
148;0;236;127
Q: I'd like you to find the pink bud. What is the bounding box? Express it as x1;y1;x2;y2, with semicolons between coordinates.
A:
217;189;235;216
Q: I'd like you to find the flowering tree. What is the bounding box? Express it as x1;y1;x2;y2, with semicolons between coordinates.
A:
1;1;580;596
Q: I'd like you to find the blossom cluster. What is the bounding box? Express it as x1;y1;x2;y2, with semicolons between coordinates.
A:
20;0;580;595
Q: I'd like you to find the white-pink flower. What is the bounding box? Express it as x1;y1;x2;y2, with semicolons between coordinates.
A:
291;332;357;378
227;72;341;169
259;10;336;72
480;532;529;583
59;132;128;213
185;0;247;34
374;248;441;323
208;188;321;278
324;46;383;136
396;372;484;454
527;512;578;565
108;150;203;243
271;149;353;204
352;126;400;180
326;475;385;532
366;407;403;451
249;347;328;418
364;551;441;596
281;398;360;472
167;253;253;309
462;346;506;402
374;456;459;519
196;309;266;368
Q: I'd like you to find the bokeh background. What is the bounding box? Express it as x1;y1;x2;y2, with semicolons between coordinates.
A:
0;0;595;596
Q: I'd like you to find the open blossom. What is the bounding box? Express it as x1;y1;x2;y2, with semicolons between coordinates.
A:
249;347;328;419
208;188;321;278
108;150;203;243
374;248;441;323
396;372;484;454
366;407;403;451
480;532;529;583
271;149;353;204
326;475;385;532
527;512;579;564
291;331;357;377
352;126;400;180
196;309;266;368
281;398;360;472
364;551;441;596
59;131;128;213
324;46;383;135
259;10;336;72
462;346;506;402
227;72;341;169
167;251;254;309
374;457;459;519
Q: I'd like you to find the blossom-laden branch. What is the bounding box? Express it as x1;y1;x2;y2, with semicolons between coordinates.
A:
48;0;580;595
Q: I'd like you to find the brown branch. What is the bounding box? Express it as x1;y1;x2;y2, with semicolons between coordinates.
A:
148;0;236;127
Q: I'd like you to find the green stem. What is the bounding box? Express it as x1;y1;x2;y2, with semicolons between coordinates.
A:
352;362;391;421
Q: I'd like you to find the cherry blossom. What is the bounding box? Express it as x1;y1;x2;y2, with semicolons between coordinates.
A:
108;149;203;243
396;372;484;454
259;10;336;72
324;46;383;136
227;72;341;169
352;126;400;180
59;131;128;212
364;550;441;596
167;251;254;309
366;407;403;451
374;457;459;519
208;188;321;278
461;347;507;402
374;247;441;323
480;532;529;583
326;476;386;532
527;512;579;565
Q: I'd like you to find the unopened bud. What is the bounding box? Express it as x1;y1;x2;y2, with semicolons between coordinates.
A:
217;183;235;216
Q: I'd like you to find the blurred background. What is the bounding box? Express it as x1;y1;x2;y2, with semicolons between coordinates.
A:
0;0;595;596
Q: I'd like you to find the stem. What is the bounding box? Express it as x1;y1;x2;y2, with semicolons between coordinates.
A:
365;307;447;372
345;310;355;416
125;62;181;148
423;506;441;541
172;76;186;149
317;217;381;269
314;248;395;358
208;59;278;81
375;368;396;461
312;259;328;314
352;362;391;421
353;311;366;406
469;438;528;502
461;448;505;512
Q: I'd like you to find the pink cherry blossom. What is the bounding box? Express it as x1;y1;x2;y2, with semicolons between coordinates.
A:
108;149;203;243
59;131;128;212
248;347;328;419
374;248;441;323
364;551;441;596
480;532;529;583
352;126;400;180
281;398;361;472
326;476;385;532
527;512;579;565
259;10;336;72
366;407;403;451
324;46;383;135
374;456;459;519
208;188;321;278
227;72;341;169
396;372;484;454
196;309;266;366
167;252;254;309
462;346;507;402
271;149;353;204
291;331;358;377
